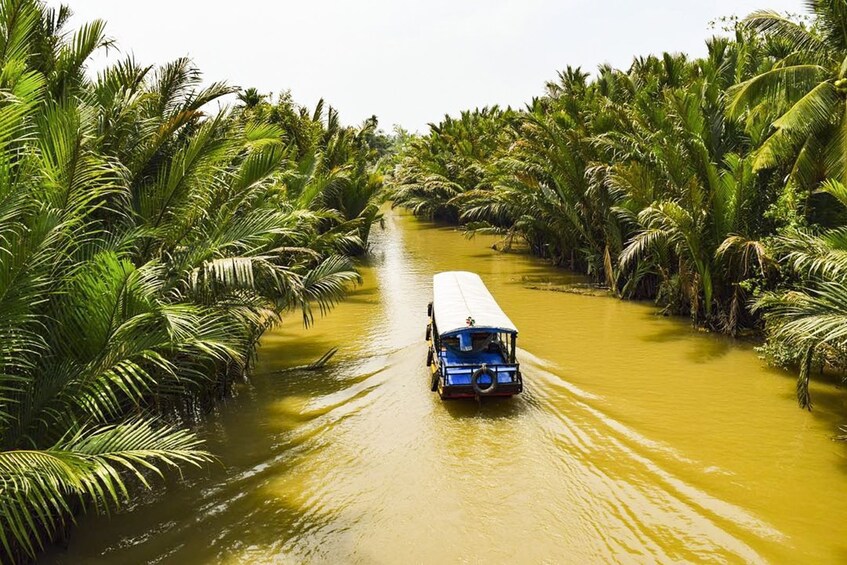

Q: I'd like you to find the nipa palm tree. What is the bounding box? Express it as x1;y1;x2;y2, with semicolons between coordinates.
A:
756;179;847;409
729;4;847;196
0;0;372;560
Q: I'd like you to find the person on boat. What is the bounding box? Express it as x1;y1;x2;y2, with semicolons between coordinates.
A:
442;331;498;354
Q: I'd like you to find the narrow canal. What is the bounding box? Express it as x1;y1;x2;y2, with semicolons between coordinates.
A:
47;210;847;563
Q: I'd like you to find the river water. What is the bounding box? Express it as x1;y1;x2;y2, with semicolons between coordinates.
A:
46;209;847;564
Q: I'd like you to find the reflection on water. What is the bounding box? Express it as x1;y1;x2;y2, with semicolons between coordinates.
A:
44;210;847;564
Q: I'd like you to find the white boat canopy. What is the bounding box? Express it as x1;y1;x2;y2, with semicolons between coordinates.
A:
432;271;518;336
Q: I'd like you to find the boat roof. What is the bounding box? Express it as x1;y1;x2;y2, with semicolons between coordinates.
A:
432;271;518;336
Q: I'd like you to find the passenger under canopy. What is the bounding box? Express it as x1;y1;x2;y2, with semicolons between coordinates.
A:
432;271;517;337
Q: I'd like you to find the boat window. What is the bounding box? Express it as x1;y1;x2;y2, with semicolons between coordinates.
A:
472;332;494;351
459;332;472;352
441;336;460;351
441;332;503;354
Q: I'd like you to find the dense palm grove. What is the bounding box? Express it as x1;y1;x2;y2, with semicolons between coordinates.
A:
0;0;387;560
8;0;847;560
391;3;847;415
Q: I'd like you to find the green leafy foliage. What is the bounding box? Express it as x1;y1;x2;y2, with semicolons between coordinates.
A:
0;1;385;560
389;5;847;410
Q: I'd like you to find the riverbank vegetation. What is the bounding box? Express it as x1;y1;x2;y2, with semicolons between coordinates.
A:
390;3;847;413
0;0;386;560
8;0;847;559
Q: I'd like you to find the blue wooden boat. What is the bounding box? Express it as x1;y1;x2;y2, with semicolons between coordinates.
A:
426;271;522;399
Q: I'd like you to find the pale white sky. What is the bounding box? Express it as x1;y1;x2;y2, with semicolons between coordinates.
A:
53;1;805;132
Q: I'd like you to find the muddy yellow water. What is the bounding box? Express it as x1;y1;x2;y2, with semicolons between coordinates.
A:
46;210;847;564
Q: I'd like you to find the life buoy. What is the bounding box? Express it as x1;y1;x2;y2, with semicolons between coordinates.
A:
471;365;497;395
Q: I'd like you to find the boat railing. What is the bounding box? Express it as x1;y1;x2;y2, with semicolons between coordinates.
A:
441;362;521;383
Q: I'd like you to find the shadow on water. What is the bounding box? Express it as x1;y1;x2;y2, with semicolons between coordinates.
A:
683;335;733;364
45;372;359;564
745;350;847;441
514;270;589;287
257;357;384;399
794;376;847;440
334;286;379;304
638;309;714;343
636;315;735;363
256;335;341;371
